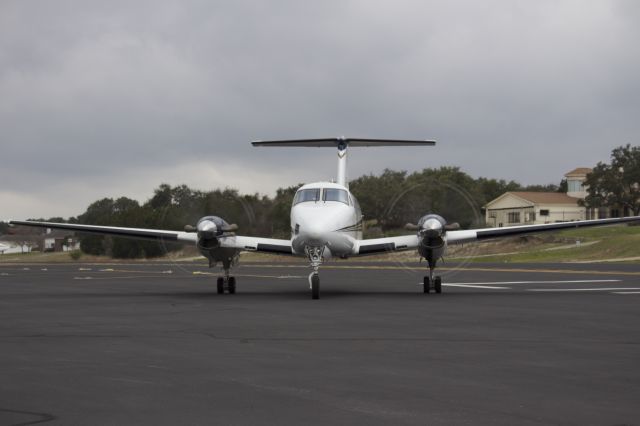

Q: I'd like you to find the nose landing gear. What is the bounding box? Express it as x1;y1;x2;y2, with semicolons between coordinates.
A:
309;272;320;299
305;245;325;300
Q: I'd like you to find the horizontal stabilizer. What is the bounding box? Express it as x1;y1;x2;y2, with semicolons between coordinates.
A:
252;137;435;148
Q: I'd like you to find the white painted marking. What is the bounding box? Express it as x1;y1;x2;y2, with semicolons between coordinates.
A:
444;284;510;289
419;282;509;290
100;268;114;272
78;267;92;271
161;270;173;274
74;276;93;280
613;291;640;295
41;268;48;271
444;279;621;285
0;273;9;276
529;287;640;292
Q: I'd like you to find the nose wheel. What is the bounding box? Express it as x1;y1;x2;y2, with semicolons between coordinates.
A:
310;272;320;299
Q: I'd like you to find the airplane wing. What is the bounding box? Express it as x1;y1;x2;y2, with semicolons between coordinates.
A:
8;220;294;255
354;235;420;255
9;221;198;244
352;216;640;254
447;216;640;244
218;235;294;255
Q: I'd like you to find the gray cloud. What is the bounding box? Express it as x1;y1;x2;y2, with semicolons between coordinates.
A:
1;0;639;220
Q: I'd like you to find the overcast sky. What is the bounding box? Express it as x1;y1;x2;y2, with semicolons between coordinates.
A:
1;0;639;220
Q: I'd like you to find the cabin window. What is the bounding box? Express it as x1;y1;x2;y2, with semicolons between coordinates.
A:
293;189;320;204
540;209;550;216
323;188;349;205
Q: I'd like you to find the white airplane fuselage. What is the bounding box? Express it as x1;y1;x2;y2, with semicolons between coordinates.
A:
290;182;362;258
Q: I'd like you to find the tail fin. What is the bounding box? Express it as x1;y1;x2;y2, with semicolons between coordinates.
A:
251;137;436;187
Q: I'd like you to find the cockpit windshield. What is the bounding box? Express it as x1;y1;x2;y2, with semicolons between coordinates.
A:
293;188;320;204
323;188;349;205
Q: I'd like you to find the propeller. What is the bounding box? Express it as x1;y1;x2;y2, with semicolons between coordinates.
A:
184;220;238;237
405;215;459;236
412;215;445;251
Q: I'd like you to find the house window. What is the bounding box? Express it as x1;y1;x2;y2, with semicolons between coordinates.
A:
489;211;497;218
540;209;550;216
567;179;584;192
507;212;520;223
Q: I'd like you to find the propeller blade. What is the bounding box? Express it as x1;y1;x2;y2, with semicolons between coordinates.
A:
444;222;460;231
184;225;197;233
405;223;419;231
221;224;238;232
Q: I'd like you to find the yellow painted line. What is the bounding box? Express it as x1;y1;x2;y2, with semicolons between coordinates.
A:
97;269;173;274
239;263;640;277
193;271;304;279
73;275;179;280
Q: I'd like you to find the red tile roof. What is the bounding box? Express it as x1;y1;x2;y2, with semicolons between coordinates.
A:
565;167;592;177
509;192;581;204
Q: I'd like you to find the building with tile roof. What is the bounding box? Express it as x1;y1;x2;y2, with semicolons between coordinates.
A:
484;168;613;227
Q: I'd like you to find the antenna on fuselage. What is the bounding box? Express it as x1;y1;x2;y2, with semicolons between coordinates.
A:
251;137;436;187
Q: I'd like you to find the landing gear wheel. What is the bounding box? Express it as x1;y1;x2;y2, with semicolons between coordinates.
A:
423;277;431;294
217;277;224;294
434;276;442;294
311;274;320;300
228;276;236;294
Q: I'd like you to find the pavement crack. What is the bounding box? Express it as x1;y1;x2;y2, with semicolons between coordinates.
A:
0;408;56;425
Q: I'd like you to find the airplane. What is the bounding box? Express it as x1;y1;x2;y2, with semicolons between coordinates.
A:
9;137;640;299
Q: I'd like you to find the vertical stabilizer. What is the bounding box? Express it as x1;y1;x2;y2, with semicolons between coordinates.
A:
336;142;348;187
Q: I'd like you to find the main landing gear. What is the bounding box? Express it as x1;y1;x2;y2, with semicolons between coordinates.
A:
423;269;442;294
217;268;237;294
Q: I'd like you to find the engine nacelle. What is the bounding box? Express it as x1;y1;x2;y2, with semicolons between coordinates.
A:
195;216;228;245
192;216;237;267
415;214;448;268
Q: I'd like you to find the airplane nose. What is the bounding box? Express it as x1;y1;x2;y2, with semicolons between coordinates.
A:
303;222;324;241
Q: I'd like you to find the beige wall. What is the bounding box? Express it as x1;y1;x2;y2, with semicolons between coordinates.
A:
535;203;586;224
485;201;587;227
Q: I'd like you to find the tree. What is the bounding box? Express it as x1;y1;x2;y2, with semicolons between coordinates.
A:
268;185;300;238
582;144;640;216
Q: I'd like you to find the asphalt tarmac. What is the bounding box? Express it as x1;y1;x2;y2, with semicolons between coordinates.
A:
1;261;639;425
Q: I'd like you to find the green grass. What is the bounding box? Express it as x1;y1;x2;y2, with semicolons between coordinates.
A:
453;225;640;263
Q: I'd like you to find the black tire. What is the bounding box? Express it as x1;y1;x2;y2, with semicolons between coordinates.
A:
311;274;320;300
423;276;431;294
434;276;442;294
217;277;224;294
228;276;236;294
